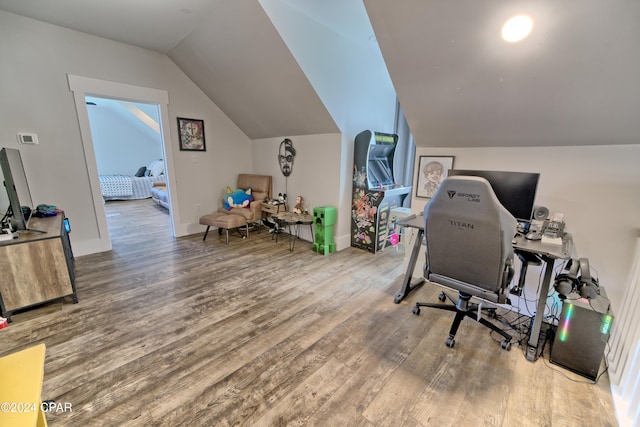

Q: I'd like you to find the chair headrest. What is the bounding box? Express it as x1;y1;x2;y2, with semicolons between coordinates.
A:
427;176;505;218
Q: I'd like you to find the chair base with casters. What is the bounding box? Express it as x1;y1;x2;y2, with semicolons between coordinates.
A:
412;291;512;350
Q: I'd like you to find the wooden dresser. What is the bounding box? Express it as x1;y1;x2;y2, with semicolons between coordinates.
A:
0;214;78;321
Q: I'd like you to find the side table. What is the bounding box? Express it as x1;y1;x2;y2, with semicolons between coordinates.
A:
274;212;314;251
261;201;288;216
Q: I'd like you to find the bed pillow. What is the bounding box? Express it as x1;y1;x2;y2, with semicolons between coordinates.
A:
148;159;164;177
134;166;147;177
223;186;254;210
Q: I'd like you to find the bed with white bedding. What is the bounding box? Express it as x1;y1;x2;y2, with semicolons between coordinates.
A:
99;175;165;200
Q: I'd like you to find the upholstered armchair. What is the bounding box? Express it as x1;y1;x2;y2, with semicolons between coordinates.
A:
216;174;272;222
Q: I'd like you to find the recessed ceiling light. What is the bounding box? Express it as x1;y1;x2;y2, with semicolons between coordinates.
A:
501;15;533;43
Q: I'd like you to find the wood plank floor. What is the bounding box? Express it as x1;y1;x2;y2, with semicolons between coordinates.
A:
1;199;618;426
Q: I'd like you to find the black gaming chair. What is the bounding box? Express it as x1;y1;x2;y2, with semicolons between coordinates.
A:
412;176;517;350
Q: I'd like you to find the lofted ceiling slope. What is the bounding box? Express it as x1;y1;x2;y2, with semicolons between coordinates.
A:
364;0;640;147
167;1;338;139
0;0;338;140
2;1;639;146
0;0;217;54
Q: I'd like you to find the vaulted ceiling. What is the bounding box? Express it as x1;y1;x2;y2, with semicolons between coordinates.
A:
1;0;638;147
364;0;640;147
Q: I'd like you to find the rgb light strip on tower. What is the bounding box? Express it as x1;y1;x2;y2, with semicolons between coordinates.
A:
559;304;573;342
601;314;613;334
559;303;613;342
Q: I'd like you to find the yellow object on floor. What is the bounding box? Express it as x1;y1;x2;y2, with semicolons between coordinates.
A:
0;343;48;427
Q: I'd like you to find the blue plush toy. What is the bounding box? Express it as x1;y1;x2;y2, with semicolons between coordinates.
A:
223;186;254;210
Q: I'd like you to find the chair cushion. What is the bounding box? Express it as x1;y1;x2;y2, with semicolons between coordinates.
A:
237;174;271;201
216;206;256;220
200;214;247;229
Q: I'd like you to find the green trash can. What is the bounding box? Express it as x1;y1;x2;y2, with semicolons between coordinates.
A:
313;206;337;255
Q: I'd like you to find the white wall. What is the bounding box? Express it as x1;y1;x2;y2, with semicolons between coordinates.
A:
87;101;163;176
260;0;397;137
251;134;345;245
405;144;640;316
259;1;400;250
0;11;252;254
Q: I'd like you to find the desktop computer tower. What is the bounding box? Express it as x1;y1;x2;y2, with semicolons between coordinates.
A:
550;288;613;381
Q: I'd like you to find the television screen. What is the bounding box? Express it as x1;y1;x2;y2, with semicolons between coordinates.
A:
447;169;540;223
353;130;399;190
367;144;396;188
0;147;34;231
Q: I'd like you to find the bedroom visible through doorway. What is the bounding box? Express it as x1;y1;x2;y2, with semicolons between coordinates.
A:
68;73;179;254
85;95;171;245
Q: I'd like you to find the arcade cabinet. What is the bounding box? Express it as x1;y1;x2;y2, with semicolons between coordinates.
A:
351;130;411;253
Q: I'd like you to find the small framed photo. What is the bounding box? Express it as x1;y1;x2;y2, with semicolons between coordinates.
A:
416;156;455;198
177;117;206;151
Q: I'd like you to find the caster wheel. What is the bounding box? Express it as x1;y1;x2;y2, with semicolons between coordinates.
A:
445;336;455;348
501;341;512;351
438;293;446;302
412;307;421;315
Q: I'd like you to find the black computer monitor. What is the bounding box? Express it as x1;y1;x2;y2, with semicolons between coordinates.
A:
447;169;540;223
0;147;34;231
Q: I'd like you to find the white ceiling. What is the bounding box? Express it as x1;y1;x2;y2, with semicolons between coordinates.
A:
0;0;340;140
365;0;640;147
0;0;218;53
166;1;339;139
277;0;377;49
1;0;639;147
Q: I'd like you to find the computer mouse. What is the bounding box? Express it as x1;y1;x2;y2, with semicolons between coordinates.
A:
525;232;542;241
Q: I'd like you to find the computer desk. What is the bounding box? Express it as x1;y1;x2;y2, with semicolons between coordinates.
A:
393;213;426;304
513;232;573;361
394;212;573;362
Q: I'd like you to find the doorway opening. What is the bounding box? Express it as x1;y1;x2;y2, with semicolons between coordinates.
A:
85;95;171;245
68;74;179;253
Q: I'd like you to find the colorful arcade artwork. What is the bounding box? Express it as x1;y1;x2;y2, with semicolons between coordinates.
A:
350;130;411;253
351;188;381;247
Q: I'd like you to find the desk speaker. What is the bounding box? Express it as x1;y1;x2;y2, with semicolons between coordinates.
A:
550;287;613;381
532;206;549;221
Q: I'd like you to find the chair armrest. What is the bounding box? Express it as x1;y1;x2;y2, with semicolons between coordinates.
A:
249;200;263;218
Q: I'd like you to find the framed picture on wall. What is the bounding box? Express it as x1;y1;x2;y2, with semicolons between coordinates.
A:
177;117;206;151
416;156;455;198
